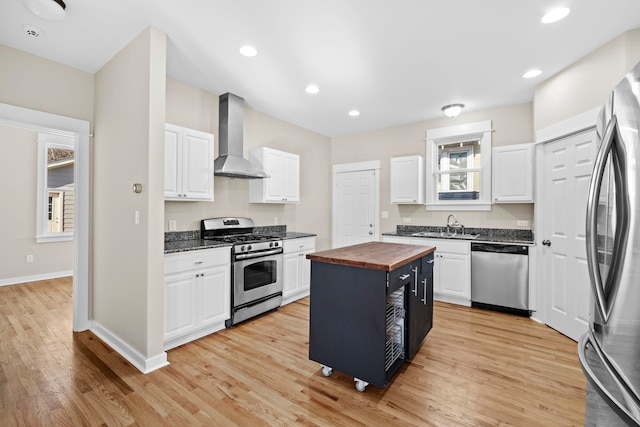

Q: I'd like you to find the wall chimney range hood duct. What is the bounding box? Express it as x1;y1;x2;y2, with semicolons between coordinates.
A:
214;93;268;179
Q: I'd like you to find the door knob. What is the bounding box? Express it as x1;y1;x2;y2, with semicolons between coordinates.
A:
369;224;373;227
542;240;551;246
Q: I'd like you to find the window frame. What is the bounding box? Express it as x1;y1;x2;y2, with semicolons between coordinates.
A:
425;120;492;211
36;132;75;243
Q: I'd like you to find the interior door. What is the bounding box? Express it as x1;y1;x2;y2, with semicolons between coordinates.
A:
334;169;376;248
541;128;597;341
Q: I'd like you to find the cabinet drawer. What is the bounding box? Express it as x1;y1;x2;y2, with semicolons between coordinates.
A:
388;262;417;293
284;237;315;253
410;238;469;255
165;248;230;275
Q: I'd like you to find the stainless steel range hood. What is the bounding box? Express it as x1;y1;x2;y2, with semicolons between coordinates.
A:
214;93;268;179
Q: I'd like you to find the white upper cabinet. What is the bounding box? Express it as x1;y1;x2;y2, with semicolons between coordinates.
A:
249;147;300;203
390;155;425;204
164;123;214;201
492;143;535;203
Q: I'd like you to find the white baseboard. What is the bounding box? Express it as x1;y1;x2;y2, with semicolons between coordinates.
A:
0;270;73;287
90;321;169;374
163;320;227;351
281;289;310;306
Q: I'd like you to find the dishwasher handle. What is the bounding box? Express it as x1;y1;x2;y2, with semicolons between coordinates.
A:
471;242;528;255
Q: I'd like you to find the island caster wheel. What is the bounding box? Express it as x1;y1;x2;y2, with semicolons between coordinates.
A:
354;378;369;392
321;365;333;377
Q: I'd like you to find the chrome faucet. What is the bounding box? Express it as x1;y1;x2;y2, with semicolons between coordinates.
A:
446;214;463;234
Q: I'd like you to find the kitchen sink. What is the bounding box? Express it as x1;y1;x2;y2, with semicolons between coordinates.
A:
411;231;480;240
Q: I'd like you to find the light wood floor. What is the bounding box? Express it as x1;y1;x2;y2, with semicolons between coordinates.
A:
0;277;585;426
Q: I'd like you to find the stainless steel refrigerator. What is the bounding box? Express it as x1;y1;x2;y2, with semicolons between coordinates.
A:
579;60;640;426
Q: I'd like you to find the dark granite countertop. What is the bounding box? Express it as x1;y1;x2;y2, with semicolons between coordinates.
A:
382;225;534;245
164;229;316;254
164;239;231;254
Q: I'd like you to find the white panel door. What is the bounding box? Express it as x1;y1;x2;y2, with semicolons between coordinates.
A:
164;127;180;198
199;265;230;328
335;169;376;248
542;129;597;341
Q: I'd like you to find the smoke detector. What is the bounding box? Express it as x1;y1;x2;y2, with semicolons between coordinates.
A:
23;24;44;38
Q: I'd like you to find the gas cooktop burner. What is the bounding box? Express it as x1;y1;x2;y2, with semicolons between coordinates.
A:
204;233;281;244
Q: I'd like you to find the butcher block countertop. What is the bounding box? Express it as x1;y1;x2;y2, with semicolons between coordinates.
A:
306;241;436;271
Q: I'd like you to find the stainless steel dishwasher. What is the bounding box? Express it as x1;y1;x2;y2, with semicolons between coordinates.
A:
470;243;530;316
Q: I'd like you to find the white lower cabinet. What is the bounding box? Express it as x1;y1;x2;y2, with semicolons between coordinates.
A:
382;236;471;306
282;237;315;305
164;247;230;350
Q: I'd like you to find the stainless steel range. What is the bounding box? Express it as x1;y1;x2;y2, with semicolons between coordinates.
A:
201;217;283;327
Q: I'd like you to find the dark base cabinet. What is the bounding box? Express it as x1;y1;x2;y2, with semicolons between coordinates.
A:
308;251;434;391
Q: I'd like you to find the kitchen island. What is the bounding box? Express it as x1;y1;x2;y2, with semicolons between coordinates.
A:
306;241;435;391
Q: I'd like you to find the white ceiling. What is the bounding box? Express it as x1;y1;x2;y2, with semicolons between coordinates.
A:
3;0;640;137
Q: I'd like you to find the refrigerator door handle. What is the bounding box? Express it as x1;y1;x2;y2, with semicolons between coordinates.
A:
585;114;629;323
578;332;640;426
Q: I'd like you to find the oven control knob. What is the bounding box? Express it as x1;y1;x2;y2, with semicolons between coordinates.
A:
240;245;246;251
247;245;252;251
274;242;279;247
269;242;274;248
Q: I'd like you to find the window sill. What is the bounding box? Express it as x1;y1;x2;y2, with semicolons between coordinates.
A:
36;234;73;243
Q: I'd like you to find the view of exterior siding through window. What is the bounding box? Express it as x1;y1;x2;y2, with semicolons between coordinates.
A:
437;139;481;200
47;147;74;233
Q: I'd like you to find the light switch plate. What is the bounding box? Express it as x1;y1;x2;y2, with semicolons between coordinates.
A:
381;211;389;218
402;217;411;223
516;220;529;227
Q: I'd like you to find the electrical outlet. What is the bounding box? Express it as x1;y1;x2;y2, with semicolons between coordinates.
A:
169;220;177;231
402;217;411;223
381;211;389;218
134;210;140;225
516;220;529;227
26;254;33;263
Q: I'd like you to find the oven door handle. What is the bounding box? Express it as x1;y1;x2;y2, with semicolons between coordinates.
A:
235;248;283;260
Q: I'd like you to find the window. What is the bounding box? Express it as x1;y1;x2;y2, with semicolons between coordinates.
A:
37;132;75;242
425;120;492;210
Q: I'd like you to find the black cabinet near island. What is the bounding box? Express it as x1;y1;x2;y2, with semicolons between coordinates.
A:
306;241;435;392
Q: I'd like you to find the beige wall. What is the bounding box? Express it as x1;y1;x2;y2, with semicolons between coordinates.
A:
93;27;166;360
534;28;640;131
0;125;73;281
164;79;333;250
0;44;94;123
331;102;535;232
0;44;93;283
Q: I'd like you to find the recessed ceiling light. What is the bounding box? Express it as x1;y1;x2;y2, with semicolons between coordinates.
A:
239;45;258;57
523;69;542;79
348;110;360;117
541;7;570;24
305;85;319;94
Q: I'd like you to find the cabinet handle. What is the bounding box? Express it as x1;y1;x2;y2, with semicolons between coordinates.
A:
427;259;434;264
399;273;410;281
195;261;203;264
412;267;418;296
421;278;427;304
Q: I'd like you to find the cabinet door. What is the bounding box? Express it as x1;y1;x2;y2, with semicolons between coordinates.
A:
164;272;198;340
264;150;284;201
406;254;434;359
199;265;230;327
390;155;424;204
282;153;300;202
438;252;470;298
182;130;214;200
300;250;312;291
164;127;181;198
492;144;534;203
283;252;301;298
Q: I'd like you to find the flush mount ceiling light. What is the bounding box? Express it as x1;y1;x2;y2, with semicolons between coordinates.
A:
541;7;570;24
442;104;464;118
348;110;360;117
305;84;319;94
523;69;542;79
23;0;66;21
239;45;258;57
